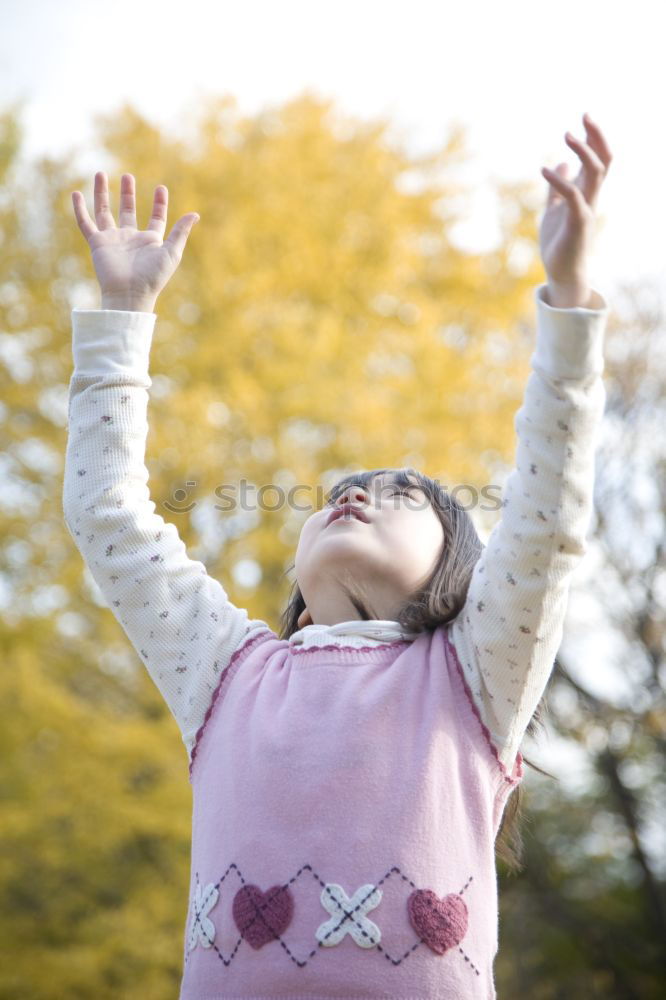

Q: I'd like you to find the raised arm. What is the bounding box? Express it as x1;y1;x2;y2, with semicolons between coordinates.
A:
447;113;613;771
64;173;271;759
449;282;609;771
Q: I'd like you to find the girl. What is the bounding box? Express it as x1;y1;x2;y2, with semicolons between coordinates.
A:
65;112;612;999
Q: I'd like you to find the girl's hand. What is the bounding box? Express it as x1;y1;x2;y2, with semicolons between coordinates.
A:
71;172;200;311
539;113;612;308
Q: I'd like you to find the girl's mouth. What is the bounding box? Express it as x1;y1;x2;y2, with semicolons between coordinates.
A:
326;504;370;526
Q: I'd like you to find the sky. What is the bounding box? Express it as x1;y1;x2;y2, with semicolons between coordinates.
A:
2;0;664;865
1;0;664;300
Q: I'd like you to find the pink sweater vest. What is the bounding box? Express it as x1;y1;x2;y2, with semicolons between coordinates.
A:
180;623;523;999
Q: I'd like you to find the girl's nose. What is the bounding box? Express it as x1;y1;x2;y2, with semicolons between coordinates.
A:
338;485;370;507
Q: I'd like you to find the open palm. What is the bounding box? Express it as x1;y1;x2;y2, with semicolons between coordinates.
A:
71;172;199;301
538;114;612;288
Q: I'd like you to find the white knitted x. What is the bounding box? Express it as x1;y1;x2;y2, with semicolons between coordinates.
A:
316;882;383;948
187;881;219;951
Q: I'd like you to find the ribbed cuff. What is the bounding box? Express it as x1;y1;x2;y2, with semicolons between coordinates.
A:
531;283;609;380
71;308;157;378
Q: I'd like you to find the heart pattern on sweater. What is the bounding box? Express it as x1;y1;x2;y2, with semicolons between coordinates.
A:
407;888;469;955
232;883;294;949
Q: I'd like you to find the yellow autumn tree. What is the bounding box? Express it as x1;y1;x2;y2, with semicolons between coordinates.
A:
0;92;545;997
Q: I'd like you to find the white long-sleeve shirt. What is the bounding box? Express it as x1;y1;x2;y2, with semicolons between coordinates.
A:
62;283;609;774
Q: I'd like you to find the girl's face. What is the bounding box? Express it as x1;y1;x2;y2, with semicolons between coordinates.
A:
294;471;445;627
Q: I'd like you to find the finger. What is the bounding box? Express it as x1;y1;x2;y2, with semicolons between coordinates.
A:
582;113;613;173
94;171;116;230
541;166;588;223
71;191;99;241
163;213;200;259
146;185;168;238
564;130;606;205
118;173;137;228
545;162;568;208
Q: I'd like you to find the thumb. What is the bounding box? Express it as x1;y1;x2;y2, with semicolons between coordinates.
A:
544;162;569;207
164;213;200;258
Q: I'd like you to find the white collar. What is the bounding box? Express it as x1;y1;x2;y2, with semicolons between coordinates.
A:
289;619;418;647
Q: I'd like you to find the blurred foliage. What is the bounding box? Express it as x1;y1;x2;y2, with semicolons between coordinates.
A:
0;92;661;997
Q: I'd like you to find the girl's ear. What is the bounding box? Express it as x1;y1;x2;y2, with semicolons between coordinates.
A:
297;607;313;628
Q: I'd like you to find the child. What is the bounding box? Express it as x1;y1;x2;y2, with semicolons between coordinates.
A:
65;112;612;999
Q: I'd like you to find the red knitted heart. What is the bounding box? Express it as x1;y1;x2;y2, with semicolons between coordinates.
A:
407;888;469;955
232;884;294;949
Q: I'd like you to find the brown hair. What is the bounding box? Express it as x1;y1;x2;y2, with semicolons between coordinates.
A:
278;465;555;874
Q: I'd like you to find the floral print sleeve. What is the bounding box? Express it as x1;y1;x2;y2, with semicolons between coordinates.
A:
449;283;610;772
62;308;270;757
